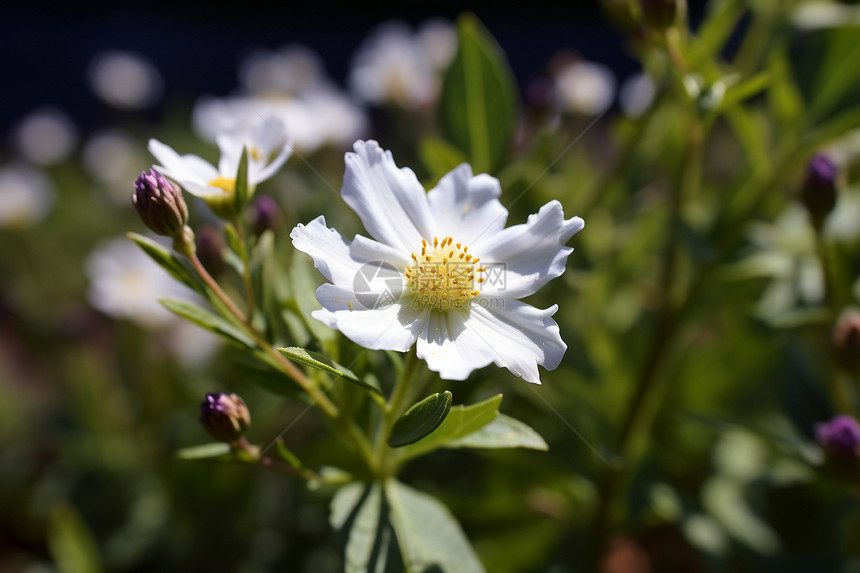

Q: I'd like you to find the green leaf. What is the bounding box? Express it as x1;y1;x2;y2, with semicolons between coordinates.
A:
48;503;103;573
718;71;772;111
439;13;518;174
277;346;381;394
235;146;249;213
386;480;485;573
418;137;469;184
127;232;199;291
175;443;232;460
400;394;502;460
445;413;548;450
159;298;256;349
330;483;400;573
389;391;453;448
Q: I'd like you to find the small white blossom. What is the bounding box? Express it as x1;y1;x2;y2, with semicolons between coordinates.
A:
239;45;325;96
87;50;164;110
84;128;146;204
0;163;56;228
555;60;616;116
291;141;584;383
349;21;453;109
619;72;656;118
13;108;78;165
149;117;291;201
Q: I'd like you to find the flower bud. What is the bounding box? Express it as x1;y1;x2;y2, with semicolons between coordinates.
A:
640;0;684;31
199;392;251;444
196;225;226;277
815;415;860;458
250;195;282;237
800;154;839;231
832;308;860;371
132;168;189;237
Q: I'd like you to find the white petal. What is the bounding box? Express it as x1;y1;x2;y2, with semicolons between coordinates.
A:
252;137;293;184
341;140;435;253
475;200;584;298
290;216;409;287
462;299;567;384
426;163;508;245
148;139;218;184
416;309;495;380
312;284;423;352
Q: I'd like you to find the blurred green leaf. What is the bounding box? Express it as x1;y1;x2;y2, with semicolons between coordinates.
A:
330;483;399;573
768;54;805;131
389;391;454;447
445;413;548;450
48;503;103;573
277;346;381;394
401;394;502;459
719;71;771;110
439;13;518;174
235;146;249;213
160;298;255;349
386;480;485;573
419;137;469;184
175;443;232;460
691;0;747;66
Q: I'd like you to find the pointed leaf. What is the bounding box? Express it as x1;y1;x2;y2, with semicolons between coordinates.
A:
389;391;453;447
330;483;400;573
386;480;485;573
48;504;103;573
419;137;468;185
176;443;232;460
235;146;249;213
160;298;255;349
401;394;502;460
445;413;548;450
127;232;198;291
277;346;381;394
439;13;518;173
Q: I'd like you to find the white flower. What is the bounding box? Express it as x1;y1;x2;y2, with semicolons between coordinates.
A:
87;50;164;110
239;45;326;97
0;163;56;228
13;107;78;165
84;128;146;204
555;60;616;116
149;117;291;202
291;141;584;383
85;237;189;329
349;21;445;109
619;72;656;118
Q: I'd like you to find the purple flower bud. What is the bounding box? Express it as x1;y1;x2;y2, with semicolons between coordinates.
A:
132;168;189;237
196;225;226;277
815;415;860;457
250;195;282;237
833;308;860;371
199;392;251;444
800;154;839;231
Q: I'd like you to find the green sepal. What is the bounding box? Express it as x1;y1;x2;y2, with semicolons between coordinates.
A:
388;391;453;448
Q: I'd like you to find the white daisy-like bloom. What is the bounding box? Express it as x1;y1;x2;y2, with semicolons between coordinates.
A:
87;50;164;110
13;107;78;165
555;60;616;116
416;19;458;71
148;117;292;202
291;141;584;383
349;21;439;109
239;44;326;97
0;163;56;228
85;237;189;329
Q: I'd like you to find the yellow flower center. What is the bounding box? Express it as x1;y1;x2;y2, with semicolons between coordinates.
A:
207;176;236;193
404;236;486;311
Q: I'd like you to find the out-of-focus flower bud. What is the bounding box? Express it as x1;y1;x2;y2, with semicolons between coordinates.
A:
199;392;251;444
800;154;840;231
640;0;685;31
132;168;188;237
815;415;860;459
196;225;226;277
833;308;860;371
250;195;282;237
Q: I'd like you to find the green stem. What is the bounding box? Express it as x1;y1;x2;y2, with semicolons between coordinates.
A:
374;349;422;477
233;218;256;326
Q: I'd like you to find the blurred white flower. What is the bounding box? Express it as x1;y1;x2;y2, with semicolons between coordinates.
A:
0;163;56;228
83;128;146;205
149;116;292;201
416;19;458;71
554;61;616;116
88;50;164;110
85;237;188;329
239;45;325;96
619;72;656;118
163;318;221;368
349;21;452;109
192;95;261;143
13;108;78;165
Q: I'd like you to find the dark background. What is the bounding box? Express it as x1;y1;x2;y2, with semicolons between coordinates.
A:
1;1;711;139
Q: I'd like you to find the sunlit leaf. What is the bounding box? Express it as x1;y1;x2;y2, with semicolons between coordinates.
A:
400;394;502;459
445;413;548;450
160;298;255;349
278;346;381;394
389;391;453;447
